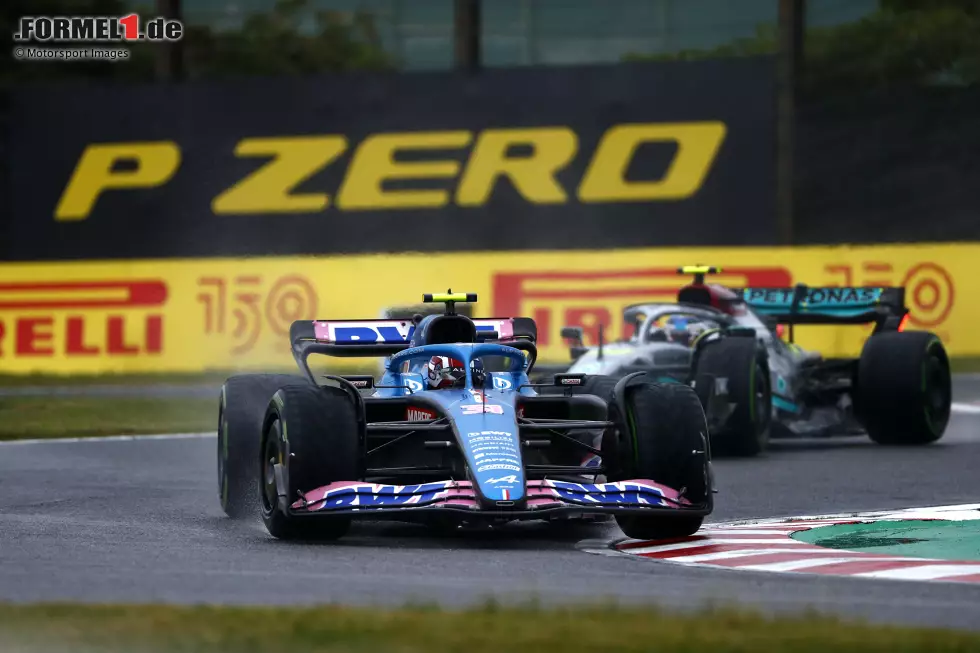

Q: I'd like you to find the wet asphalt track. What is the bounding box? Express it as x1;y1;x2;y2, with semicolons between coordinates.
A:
1;378;979;630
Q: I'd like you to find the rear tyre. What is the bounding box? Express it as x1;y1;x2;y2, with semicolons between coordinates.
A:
218;374;305;519
602;382;710;541
261;384;360;540
857;331;951;445
692;337;771;457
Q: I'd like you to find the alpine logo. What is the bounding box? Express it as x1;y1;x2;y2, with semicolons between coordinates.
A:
404;378;423;393
488;475;519;484
406;407;436;422
492;376;513;390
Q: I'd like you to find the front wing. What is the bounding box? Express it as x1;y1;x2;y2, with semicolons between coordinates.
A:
289;479;707;518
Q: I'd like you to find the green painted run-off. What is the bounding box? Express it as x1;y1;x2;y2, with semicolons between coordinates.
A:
793;520;980;561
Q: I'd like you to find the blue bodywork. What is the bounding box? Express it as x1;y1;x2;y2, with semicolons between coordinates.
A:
284;310;705;521
378;342;533;503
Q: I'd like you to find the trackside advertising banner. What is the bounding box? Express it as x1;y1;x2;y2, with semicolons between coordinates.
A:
3;58;775;261
0;243;973;374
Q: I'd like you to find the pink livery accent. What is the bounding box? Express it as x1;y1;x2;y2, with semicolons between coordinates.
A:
310;318;518;344
291;479;687;513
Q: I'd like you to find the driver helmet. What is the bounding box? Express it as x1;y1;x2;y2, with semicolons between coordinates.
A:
646;326;670;342
686;320;709;342
665;315;692;344
426;356;466;389
665;315;707;346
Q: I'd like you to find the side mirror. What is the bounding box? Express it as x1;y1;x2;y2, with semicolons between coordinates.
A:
562;326;586;360
561;326;584;343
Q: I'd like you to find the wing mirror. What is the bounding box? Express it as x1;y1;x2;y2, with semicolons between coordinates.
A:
561;326;584;345
561;326;586;360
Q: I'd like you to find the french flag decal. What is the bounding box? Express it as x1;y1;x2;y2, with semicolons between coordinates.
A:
501;489;510;500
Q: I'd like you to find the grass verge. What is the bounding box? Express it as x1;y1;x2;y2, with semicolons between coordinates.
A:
0;602;978;653
0;397;215;440
0;356;977;441
0;371;264;387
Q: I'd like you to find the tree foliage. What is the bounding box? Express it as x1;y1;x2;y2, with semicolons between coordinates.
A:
623;1;980;94
183;0;395;79
1;0;395;85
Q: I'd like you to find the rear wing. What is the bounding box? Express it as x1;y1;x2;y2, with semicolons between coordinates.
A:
738;285;908;327
290;317;537;359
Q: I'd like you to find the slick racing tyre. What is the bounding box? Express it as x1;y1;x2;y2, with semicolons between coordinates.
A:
601;381;710;541
218;374;305;519
261;384;360;540
692;337;771;457
856;331;951;445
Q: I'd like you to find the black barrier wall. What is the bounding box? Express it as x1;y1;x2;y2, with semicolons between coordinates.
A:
796;86;980;245
2;58;776;261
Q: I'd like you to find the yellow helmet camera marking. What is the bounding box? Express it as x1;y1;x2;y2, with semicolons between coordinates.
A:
677;265;722;275
423;292;477;303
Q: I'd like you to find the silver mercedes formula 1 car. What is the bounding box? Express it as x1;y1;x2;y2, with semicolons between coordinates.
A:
559;266;952;456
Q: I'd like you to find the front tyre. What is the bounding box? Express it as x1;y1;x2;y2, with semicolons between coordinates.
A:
218;374;305;519
857;331;951;445
261;384;360;540
603;381;711;540
692;337;771;457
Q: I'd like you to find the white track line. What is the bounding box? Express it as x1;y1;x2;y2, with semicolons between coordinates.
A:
737;556;931;572
952;402;980;414
707;504;980;527
854;564;980;580
0;432;214;446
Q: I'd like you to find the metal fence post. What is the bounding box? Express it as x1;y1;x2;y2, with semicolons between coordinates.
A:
454;0;481;71
154;0;184;81
776;0;804;245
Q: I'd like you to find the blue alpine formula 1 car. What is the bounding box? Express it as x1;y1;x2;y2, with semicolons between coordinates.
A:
218;292;713;541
